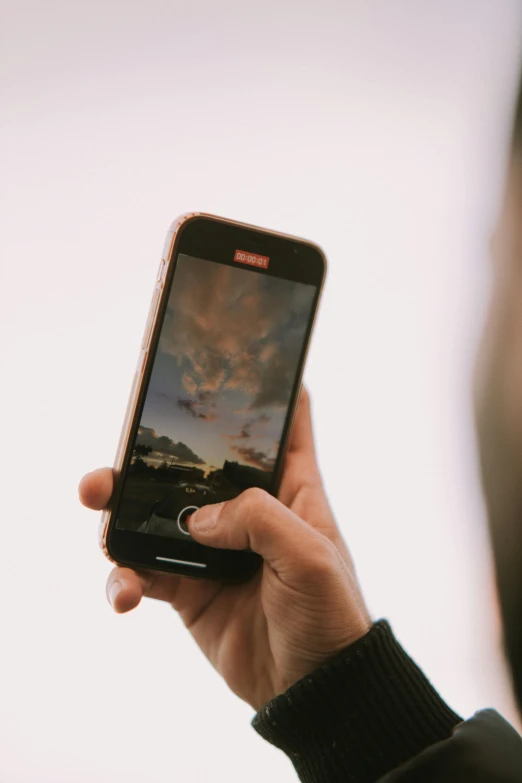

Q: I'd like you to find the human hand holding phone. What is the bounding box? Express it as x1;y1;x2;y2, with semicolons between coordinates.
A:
80;389;371;710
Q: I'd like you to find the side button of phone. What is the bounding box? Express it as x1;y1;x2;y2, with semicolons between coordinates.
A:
136;349;147;376
141;287;161;350
157;258;167;284
161;224;176;262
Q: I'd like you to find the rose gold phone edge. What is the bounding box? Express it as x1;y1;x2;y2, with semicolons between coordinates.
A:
100;211;327;566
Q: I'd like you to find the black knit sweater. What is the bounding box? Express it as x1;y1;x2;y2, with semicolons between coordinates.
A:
253;621;522;782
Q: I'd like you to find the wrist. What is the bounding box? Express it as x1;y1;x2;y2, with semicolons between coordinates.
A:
253;620;461;783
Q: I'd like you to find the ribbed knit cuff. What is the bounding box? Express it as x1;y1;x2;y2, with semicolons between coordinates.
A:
252;621;462;783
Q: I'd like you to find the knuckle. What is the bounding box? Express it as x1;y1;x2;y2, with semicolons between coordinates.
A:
306;537;343;577
239;487;270;515
234;488;274;545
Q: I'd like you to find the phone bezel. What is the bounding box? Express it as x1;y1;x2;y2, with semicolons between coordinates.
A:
105;214;326;581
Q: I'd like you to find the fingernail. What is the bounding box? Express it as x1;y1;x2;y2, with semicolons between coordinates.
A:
191;504;222;533
108;580;122;608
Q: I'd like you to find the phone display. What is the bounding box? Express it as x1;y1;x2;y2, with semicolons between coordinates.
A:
103;214;326;581
116;253;316;541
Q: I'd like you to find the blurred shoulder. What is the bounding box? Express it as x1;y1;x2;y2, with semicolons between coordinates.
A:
379;709;522;782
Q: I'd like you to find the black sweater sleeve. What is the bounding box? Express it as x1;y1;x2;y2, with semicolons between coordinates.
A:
252;620;462;783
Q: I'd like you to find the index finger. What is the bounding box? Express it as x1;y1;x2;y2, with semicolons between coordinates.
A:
79;467;113;510
287;387;316;457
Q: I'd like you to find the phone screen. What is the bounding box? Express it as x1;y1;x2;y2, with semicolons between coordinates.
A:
115;252;317;541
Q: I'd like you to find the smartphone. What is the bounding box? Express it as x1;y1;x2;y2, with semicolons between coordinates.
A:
101;213;326;581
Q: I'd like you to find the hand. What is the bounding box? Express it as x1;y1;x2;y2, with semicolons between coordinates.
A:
79;389;371;710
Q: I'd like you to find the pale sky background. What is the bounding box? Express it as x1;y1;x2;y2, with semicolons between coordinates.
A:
2;2;522;782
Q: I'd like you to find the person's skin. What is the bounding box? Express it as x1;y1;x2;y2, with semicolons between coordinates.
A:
79;389;371;711
475;158;522;710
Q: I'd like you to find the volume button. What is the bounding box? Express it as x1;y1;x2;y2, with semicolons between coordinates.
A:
161;224;176;261
141;287;161;350
136;348;148;375
156;258;166;282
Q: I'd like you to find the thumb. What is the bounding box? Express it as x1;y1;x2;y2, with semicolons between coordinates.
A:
187;488;339;582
